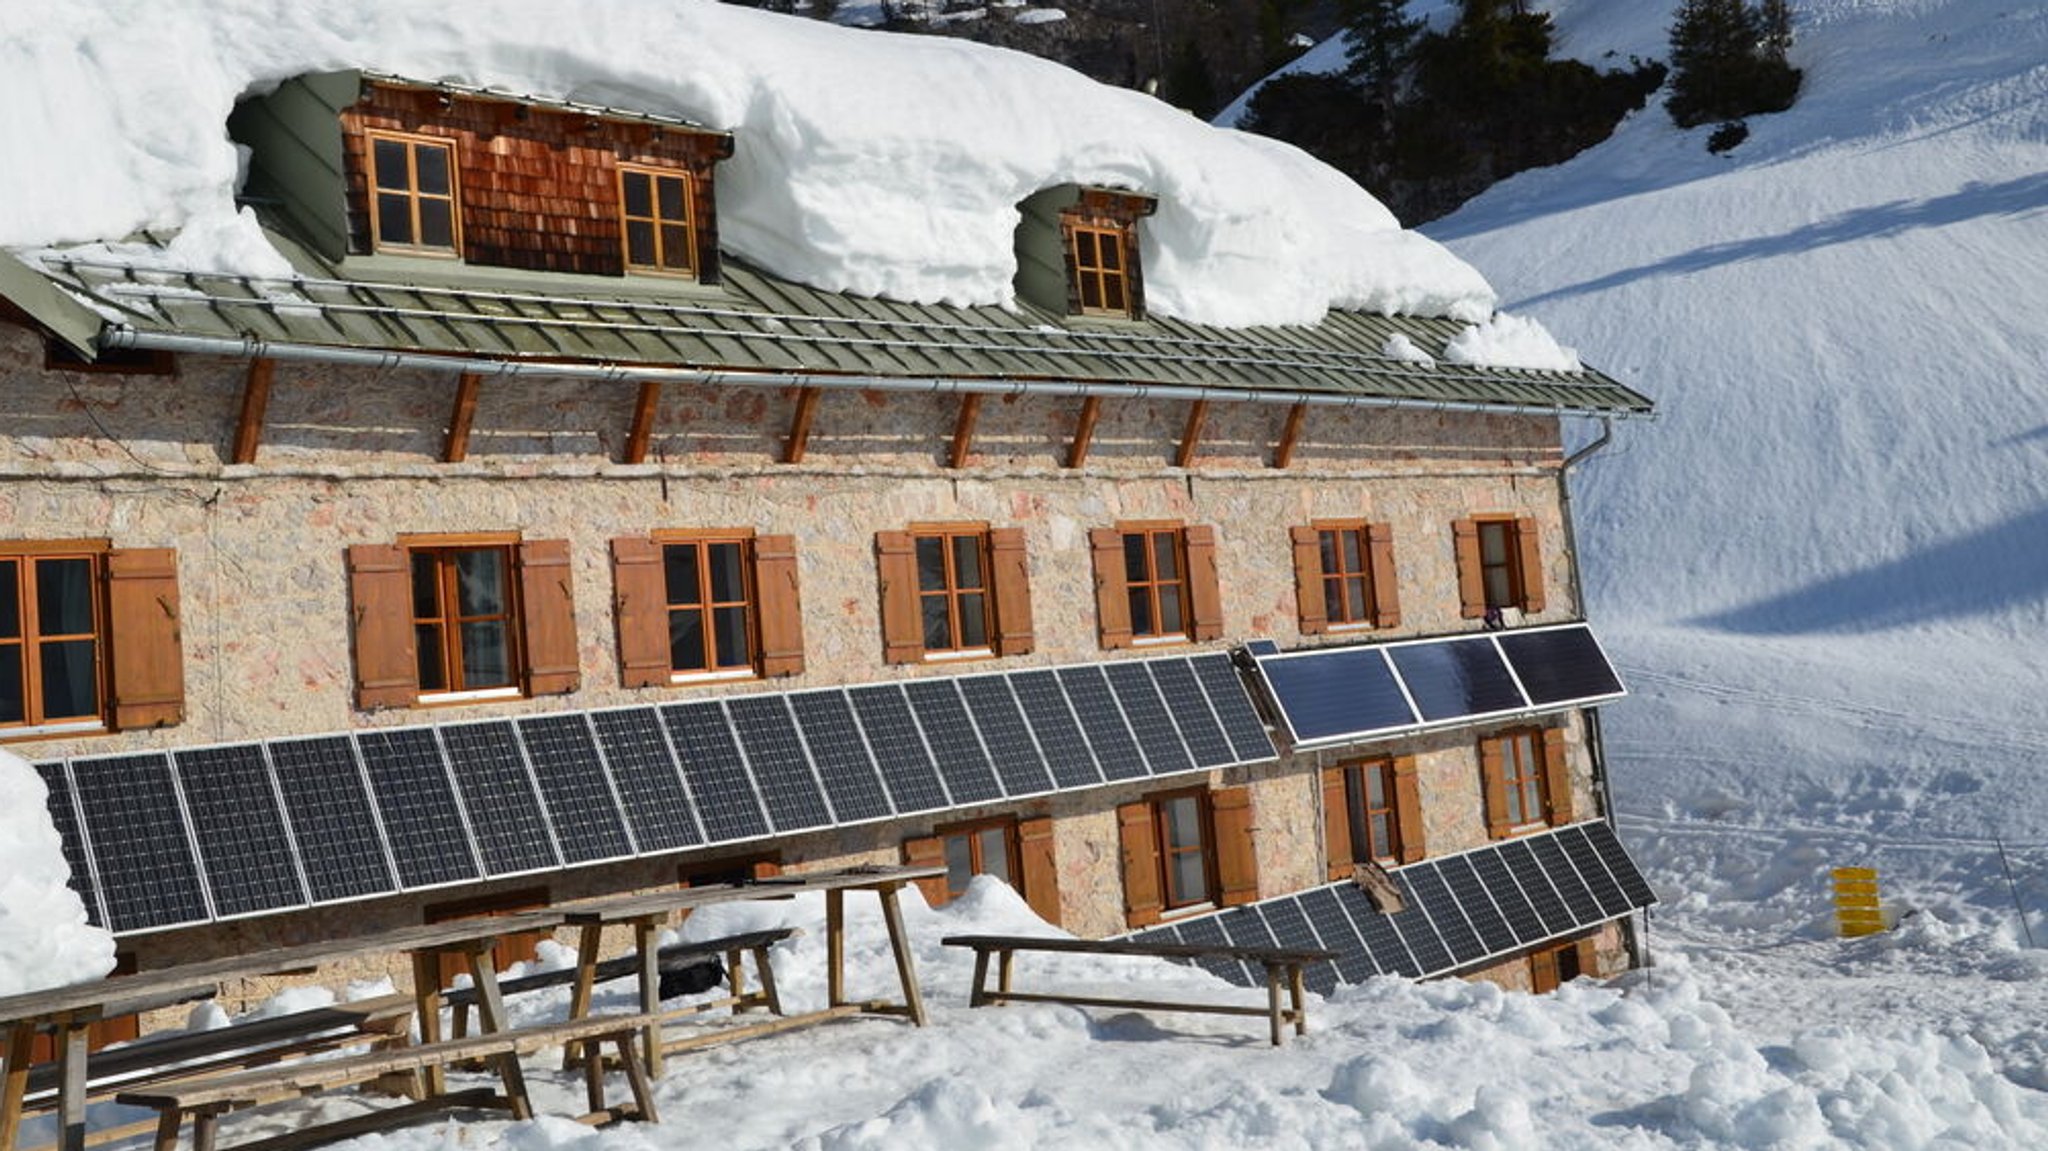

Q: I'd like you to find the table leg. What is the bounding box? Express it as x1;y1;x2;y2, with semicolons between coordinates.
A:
1265;964;1284;1047
410;952;447;1097
1289;965;1308;1037
967;949;990;1007
751;944;783;1015
634;919;662;1079
1;1020;33;1151
999;950;1015;997
562;922;604;1071
57;1021;88;1151
826;889;846;1009
463;947;532;1118
877;884;928;1027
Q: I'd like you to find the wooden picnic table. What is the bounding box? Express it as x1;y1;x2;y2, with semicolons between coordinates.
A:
0;910;565;1151
558;864;944;1076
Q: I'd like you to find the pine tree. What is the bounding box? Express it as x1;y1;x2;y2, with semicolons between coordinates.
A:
1668;0;1801;129
1342;0;1423;109
1757;0;1795;59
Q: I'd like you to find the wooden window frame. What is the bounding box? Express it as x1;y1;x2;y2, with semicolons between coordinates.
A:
911;523;994;659
653;529;760;682
1122;523;1190;645
1151;786;1217;913
1315;520;1377;629
1481;726;1553;837
407;540;524;702
1475;518;1525;612
1068;217;1134;318
937;816;1021;903
1343;758;1402;866
617;163;699;278
2;540;110;738
365;129;462;257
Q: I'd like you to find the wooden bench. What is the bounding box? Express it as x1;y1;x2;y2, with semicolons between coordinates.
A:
940;935;1336;1046
447;928;793;1037
116;1011;663;1151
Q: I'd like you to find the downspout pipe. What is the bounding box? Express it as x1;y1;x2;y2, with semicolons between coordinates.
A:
98;328;1646;423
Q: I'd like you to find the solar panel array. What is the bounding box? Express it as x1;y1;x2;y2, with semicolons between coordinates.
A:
36;652;1274;936
1246;622;1626;750
1125;820;1656;994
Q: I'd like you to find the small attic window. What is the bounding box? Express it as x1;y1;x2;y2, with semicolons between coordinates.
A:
366;130;460;255
619;164;698;277
1068;218;1130;316
1016;186;1156;321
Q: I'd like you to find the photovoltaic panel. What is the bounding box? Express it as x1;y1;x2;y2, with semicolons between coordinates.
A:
267;736;396;903
848;685;949;814
36;762;103;928
516;713;634;865
957;675;1055;798
905;680;1004;806
1403;863;1484;968
1008;670;1100;789
1243;639;1281;660
1218;905;1278;951
68;753;209;933
1058;666;1146;782
1556;825;1634;917
661;702;771;843
1497;625;1626;706
590;707;702;853
1191;653;1274;764
1258;899;1338;994
1104;661;1194;777
1171;912;1251;984
789;691;894;823
174;745;306;918
1527;832;1604;926
355;727;480;889
1387;637;1524;723
1497;840;1575;937
727;695;833;833
1577;821;1658;910
1468;847;1543;945
1297;886;1375;982
1256;646;1415;745
440;721;561;877
1144;659;1233;768
1386;898;1453;975
1338;884;1419;977
1439;854;1521;956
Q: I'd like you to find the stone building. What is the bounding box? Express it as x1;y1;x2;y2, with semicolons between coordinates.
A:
0;69;1655;1026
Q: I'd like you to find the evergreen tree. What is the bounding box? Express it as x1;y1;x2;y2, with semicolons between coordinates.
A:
1341;0;1423;109
1668;0;1801;129
1758;0;1795;58
1160;37;1220;118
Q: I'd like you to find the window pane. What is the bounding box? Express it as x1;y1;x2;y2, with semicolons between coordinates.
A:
664;544;702;607
415;622;446;691
669;608;706;671
377;193;414;246
952;536;984;590
413;144;450;196
711;605;750;669
1102;277;1126;312
1318;531;1339;576
459;620;513;689
1079;274;1103;311
921;596;953;651
977;827;1011;884
1343;530;1364;572
1099;236;1122;271
1480;523;1509;565
1156;585;1184;635
1151;533;1180;580
1074;231;1099;269
1323;582;1346;625
622;170;652;217
707;542;746;604
0;647;22;723
659;224;690;269
1163;796;1202;851
625;220;656;266
943;835;973;898
1485;569;1513;608
1346;577;1369;618
915;537;948;592
39;639;98;719
1168;848;1208;905
418;201;454;249
957;592;988;648
1123;533;1149;583
452;550;506;617
411;553;441;618
657;174;686;219
1127;587;1153;636
1365;766;1388;807
1369;813;1392;858
36;558;95;635
0;561;18;638
372;139;410;190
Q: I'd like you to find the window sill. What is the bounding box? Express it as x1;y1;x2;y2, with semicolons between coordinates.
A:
417;686;522;705
1;718;108;743
1160;901;1219;922
1131;633;1190;648
1328;621;1378;634
670;668;759;685
922;647;995;664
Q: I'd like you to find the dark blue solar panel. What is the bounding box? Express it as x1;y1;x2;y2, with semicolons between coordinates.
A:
1388;637;1526;723
727;695;833;833
590;707;702;853
35;762;103;928
1256;646;1415;745
516;714;634;864
1297;886;1375;982
1337;884;1418;978
1498;840;1575;937
440;721;560;877
267;736;395;903
1243;639;1281;659
174;745;305;918
1058;666;1145;782
1171;914;1251;985
1219;906;1278;951
1105;662;1194;777
1008;670;1100;789
957;676;1055;798
1258;900;1338;995
848;685;949;814
789;691;894;823
1386;898;1453;975
1404;863;1484;968
1497;626;1625;706
1439;854;1519;956
68;753;210;933
1469;846;1544;945
1577;821;1658;910
355;728;479;889
661;702;771;843
1147;658;1235;769
905;680;1003;805
1191;654;1274;763
1528;832;1604;926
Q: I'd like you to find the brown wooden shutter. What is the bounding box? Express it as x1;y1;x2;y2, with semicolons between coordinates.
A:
1117;800;1163;928
1542;727;1575;825
1367;522;1402;628
1321;765;1352;881
1291;526;1327;637
1392;754;1426;863
517;539;580;697
1480;737;1513;840
875;531;922;665
1089;528;1132;651
1018;815;1062;925
900;836;949;906
1529;946;1560;994
988;527;1036;657
347;543;416;710
754;534;804;677
1515;516;1545;614
1212;785;1259;907
611;536;669;689
104;548;184;730
1453;518;1486;619
1185;524;1224;642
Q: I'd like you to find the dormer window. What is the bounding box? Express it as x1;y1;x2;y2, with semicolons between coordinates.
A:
619;164;698;277
1068;218;1129;316
1013;184;1156;321
367;131;460;255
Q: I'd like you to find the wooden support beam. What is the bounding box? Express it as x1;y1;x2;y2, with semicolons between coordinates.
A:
784;387;821;464
444;372;482;463
1066;395;1102;470
230;358;275;465
1272;402;1308;469
622;380;662;465
1175;399;1209;469
948;393;983;469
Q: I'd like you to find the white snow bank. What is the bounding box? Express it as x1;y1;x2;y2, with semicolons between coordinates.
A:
0;0;1494;328
0;749;116;996
1443;311;1582;371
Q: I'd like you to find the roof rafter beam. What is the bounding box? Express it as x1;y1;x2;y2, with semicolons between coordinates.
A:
230;357;275;465
1066;395;1102;470
784;385;821;464
623;380;662;464
949;393;983;469
1273;402;1308;469
1175;399;1208;469
444;371;482;463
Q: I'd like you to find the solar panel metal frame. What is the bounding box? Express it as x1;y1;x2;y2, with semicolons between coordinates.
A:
725;694;836;834
1495;626;1628;709
352;727;485;892
264;734;401;908
1103;661;1198;779
787;688;898;825
437;720;564;879
587;705;706;853
172;743;311;921
514;711;639;867
661;700;775;846
65;752;214;935
36;761;106;930
954;673;1058;800
903;679;1005;806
